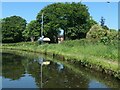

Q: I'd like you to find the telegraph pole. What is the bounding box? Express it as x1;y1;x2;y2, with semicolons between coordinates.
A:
41;13;44;37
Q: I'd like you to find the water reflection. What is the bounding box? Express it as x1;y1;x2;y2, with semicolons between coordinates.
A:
88;80;108;88
35;57;51;88
56;62;64;72
2;51;89;88
2;52;25;80
2;50;120;88
0;76;2;90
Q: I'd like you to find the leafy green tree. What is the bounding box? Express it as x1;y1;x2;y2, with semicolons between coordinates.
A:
22;20;41;42
100;16;109;30
36;2;95;42
100;16;105;27
2;16;26;43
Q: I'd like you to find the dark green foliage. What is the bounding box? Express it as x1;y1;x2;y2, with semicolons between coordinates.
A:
100;17;109;30
102;25;109;30
2;16;26;43
100;29;118;45
22;20;41;42
2;52;25;80
36;2;96;42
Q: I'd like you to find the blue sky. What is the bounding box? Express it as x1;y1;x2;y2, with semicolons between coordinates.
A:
2;2;118;30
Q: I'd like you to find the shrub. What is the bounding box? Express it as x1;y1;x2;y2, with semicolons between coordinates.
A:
86;24;119;45
86;24;108;41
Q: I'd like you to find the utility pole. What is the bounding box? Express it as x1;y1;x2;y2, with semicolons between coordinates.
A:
41;13;44;37
38;13;44;44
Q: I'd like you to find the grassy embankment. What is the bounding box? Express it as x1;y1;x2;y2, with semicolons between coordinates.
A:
1;39;119;79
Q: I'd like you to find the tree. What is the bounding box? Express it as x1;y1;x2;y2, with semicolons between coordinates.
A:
2;16;26;43
100;17;109;30
36;2;95;42
100;16;105;27
22;20;41;42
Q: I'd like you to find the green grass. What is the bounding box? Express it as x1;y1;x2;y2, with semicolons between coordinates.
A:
1;39;119;79
2;39;118;61
38;39;118;61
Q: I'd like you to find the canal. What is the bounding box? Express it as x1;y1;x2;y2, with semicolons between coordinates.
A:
1;49;120;88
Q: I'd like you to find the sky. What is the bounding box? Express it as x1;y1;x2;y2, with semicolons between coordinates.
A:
1;2;119;30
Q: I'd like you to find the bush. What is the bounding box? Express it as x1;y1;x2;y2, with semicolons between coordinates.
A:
107;29;118;41
86;24;118;45
86;24;108;41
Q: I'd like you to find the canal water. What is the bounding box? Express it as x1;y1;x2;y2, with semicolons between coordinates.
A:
1;50;120;88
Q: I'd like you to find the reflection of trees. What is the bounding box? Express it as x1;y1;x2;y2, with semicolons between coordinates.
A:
66;61;120;88
41;62;89;88
2;50;119;88
26;57;43;88
27;57;89;88
2;52;25;80
0;52;2;76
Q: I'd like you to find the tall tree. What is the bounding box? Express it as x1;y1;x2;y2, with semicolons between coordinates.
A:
2;16;26;43
100;16;109;30
36;2;95;42
22;20;41;42
100;16;105;27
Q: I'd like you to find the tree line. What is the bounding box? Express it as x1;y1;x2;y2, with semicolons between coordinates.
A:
1;2;117;43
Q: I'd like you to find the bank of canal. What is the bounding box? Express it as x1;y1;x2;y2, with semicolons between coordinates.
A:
1;44;120;80
1;49;120;88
